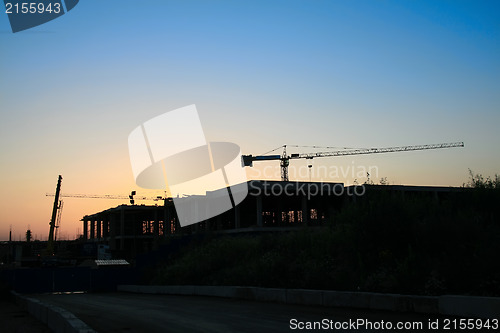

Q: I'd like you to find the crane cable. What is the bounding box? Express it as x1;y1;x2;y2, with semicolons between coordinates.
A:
259;145;285;156
259;144;371;156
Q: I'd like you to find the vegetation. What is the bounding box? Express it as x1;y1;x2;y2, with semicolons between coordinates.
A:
464;169;500;189
152;171;500;296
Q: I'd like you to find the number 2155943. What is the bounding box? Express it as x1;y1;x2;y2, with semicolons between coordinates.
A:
5;2;62;14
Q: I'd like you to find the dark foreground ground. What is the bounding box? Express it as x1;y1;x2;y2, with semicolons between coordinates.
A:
0;299;51;333
30;292;475;333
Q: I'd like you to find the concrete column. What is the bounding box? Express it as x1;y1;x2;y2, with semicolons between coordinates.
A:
256;195;263;227
328;205;336;225
96;220;101;239
83;220;88;240
109;213;116;251
90;220;95;239
166;207;171;235
105;216;110;237
102;220;106;238
120;206;125;251
164;202;170;235
154;209;159;237
276;202;282;225
103;218;108;238
301;196;309;225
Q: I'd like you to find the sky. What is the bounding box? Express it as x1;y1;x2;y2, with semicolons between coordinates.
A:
0;0;499;241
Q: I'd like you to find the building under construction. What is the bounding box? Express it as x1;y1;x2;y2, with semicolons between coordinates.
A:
77;141;466;258
81;180;463;259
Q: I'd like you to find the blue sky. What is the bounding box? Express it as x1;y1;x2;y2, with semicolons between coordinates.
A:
0;0;499;240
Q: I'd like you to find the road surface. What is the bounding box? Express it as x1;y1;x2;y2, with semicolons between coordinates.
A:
32;292;454;332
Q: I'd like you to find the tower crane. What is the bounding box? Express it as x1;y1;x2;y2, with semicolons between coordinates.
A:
242;142;464;181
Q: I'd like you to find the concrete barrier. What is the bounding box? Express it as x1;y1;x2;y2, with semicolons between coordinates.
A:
369;293;400;312
439;295;500;319
400;295;438;314
194;285;236;298
161;285;195;295
118;285;499;319
11;291;96;333
323;290;370;309
233;286;256;300
254;287;287;303
287;289;323;306
136;285;156;294
117;284;139;293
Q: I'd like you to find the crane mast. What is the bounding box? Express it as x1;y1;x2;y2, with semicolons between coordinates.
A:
46;175;62;255
242;142;464;181
280;145;289;182
54;200;63;241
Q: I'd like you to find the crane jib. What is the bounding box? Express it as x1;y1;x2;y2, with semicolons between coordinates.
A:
242;142;464;181
298;142;464;159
